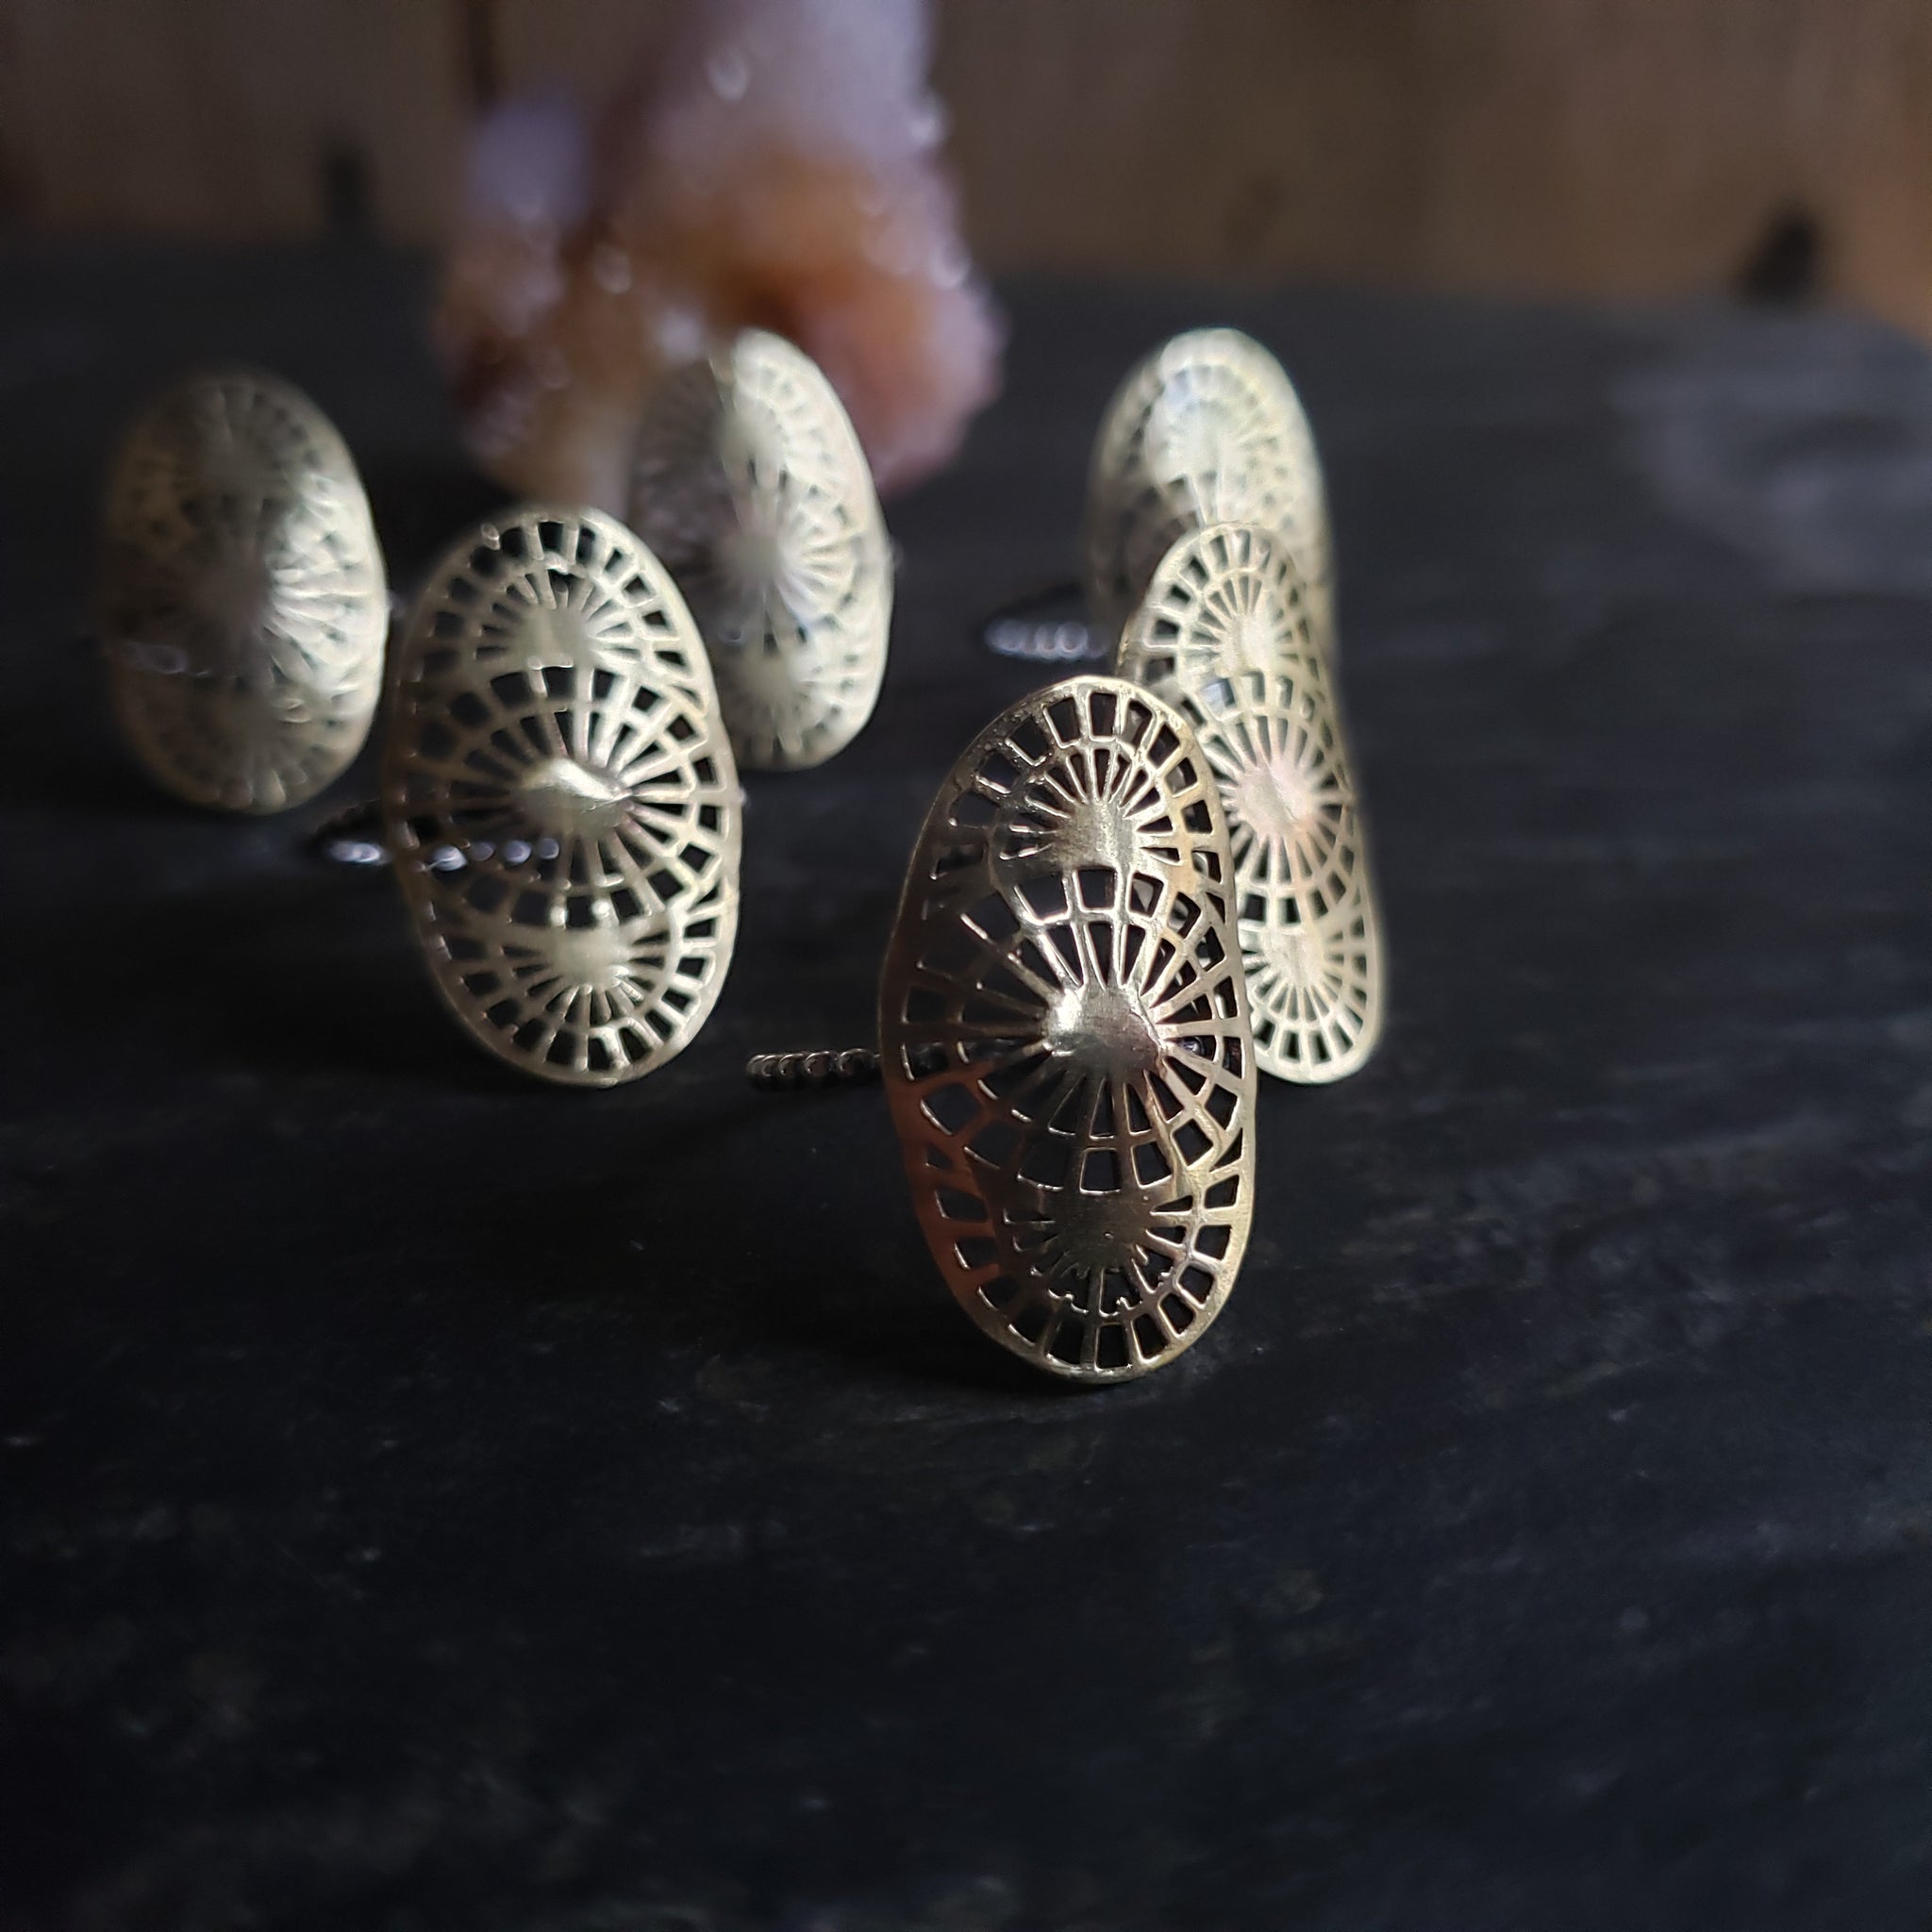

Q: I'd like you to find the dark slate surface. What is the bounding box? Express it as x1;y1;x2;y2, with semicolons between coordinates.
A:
4;246;1932;1932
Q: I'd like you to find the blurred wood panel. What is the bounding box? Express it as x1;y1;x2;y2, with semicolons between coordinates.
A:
1408;0;1932;332
932;0;1421;280
0;0;465;241
6;0;1932;335
487;0;677;94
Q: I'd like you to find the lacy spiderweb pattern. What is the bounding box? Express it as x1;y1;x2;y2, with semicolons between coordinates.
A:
1119;524;1383;1084
98;370;387;812
384;506;741;1086
1085;327;1330;656
629;329;891;771
880;676;1256;1381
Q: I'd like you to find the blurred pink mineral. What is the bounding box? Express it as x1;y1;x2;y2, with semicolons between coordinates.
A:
436;0;1004;508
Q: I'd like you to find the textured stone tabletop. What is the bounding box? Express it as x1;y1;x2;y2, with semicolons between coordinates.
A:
3;248;1930;1931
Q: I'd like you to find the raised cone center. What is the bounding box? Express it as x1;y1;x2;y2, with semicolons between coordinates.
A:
1236;754;1314;854
1229;604;1279;675
515;757;628;838
1046;980;1161;1082
1257;919;1324;991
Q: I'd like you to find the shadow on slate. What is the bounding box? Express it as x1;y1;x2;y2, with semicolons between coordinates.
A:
2;245;1931;1932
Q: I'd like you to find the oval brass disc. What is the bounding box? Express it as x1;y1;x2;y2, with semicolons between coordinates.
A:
1118;523;1384;1084
383;506;741;1087
97;369;387;812
1084;327;1330;658
628;329;891;772
879;675;1257;1382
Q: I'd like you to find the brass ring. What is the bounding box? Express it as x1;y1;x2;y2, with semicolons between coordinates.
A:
753;673;1257;1384
628;330;892;771
97;368;388;813
1115;521;1385;1082
382;504;742;1087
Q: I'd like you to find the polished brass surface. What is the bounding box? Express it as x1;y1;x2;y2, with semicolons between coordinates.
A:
1117;523;1383;1084
383;505;741;1087
878;675;1256;1382
97;369;387;812
628;329;891;771
1084;327;1330;656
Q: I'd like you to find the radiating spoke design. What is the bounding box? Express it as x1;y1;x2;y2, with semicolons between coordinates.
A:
98;371;386;811
1117;524;1384;1083
384;506;741;1087
1085;327;1331;657
629;329;891;770
880;675;1256;1382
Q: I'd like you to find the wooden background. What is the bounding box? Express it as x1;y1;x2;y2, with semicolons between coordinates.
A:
4;0;1930;333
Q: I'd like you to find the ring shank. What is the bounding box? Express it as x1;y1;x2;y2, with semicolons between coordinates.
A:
745;1048;880;1091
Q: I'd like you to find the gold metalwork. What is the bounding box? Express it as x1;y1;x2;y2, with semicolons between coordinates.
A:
628;328;891;771
383;505;741;1087
1117;523;1383;1083
1085;327;1331;657
878;675;1257;1382
97;369;387;812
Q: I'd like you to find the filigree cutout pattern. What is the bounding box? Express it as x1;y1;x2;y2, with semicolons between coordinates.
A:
383;506;741;1087
1118;524;1384;1084
1085;327;1331;657
97;369;387;812
880;675;1256;1382
629;329;891;771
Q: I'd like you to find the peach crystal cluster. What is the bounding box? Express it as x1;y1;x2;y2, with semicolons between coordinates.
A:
435;0;1004;509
